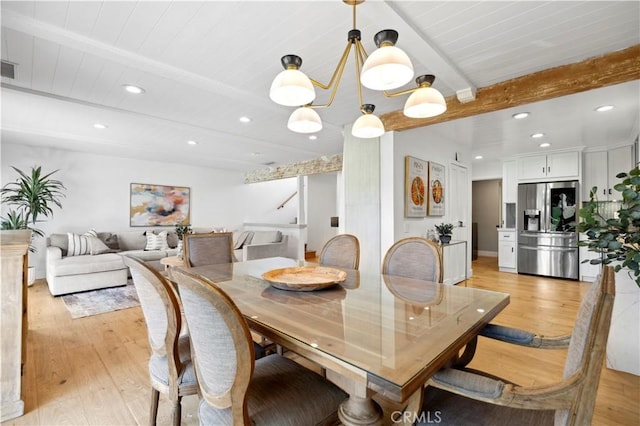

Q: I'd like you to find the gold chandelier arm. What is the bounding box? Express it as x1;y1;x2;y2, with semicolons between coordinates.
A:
309;41;353;90
382;87;418;98
354;41;364;107
307;42;354;109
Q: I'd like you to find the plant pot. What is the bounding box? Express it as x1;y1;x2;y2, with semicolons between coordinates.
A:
27;266;36;286
439;235;451;244
607;268;639;376
176;240;184;259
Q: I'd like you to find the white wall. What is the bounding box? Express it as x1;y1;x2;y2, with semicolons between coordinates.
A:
305;173;338;253
391;128;472;244
1;142;297;277
471;159;502;181
340;126;471;273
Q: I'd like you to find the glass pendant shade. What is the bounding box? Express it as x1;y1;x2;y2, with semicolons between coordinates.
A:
361;46;414;91
351;113;385;139
403;86;447;118
269;69;316;107
287;107;323;133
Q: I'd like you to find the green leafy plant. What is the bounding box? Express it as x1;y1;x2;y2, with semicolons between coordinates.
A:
174;224;193;240
1;166;66;250
578;167;640;287
0;210;28;231
434;222;454;236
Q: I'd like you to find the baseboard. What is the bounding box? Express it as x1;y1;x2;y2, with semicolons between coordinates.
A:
478;250;498;257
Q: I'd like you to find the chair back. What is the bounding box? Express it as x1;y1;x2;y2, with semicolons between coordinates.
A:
556;266;615;425
122;256;183;384
183;232;234;267
172;268;255;424
319;234;360;270
382;237;443;283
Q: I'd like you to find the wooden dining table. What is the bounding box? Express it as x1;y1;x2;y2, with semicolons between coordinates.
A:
176;257;509;426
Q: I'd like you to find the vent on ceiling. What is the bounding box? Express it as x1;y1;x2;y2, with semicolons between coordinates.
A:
1;61;15;79
262;161;276;166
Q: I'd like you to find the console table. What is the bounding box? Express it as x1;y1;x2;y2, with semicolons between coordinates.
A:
1;230;31;421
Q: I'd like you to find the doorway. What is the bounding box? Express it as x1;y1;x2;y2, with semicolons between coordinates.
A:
472;179;501;257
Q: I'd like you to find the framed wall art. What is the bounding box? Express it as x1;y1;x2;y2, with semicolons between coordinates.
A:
405;156;428;218
130;183;191;227
428;161;445;216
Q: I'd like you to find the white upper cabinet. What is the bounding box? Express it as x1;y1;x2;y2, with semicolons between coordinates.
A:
517;152;580;181
582;145;634;201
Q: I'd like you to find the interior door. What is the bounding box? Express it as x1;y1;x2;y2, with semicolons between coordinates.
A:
449;162;470;275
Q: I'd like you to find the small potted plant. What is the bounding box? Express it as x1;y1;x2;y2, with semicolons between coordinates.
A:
174;224;192;258
434;222;454;244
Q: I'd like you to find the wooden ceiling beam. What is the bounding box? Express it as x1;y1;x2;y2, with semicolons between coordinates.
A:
381;45;640;132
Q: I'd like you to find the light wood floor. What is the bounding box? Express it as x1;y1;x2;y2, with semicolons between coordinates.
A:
3;257;639;425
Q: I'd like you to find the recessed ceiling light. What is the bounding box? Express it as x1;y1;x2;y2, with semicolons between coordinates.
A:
539;142;551;148
309;135;318;140
595;105;614;112
474;155;483;160
512;112;529;119
531;133;545;139
239;116;252;123
123;84;145;94
187;140;197;145
93;123;107;129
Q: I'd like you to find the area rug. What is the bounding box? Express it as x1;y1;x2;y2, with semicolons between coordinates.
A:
61;280;140;319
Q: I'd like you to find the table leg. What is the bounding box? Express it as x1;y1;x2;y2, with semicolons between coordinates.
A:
338;396;383;426
326;370;383;426
396;389;424;426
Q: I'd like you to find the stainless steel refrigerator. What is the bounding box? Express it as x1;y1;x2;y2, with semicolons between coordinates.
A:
517;181;579;280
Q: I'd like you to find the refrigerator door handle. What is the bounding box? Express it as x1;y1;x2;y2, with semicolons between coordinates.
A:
520;246;577;253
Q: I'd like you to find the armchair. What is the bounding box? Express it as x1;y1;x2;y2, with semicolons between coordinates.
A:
416;267;615;426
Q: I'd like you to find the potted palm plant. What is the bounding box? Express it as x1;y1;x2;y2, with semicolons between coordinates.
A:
434;222;454;244
1;166;66;283
578;166;639;376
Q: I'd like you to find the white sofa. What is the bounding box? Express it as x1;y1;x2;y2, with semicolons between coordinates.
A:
46;230;179;296
233;230;289;261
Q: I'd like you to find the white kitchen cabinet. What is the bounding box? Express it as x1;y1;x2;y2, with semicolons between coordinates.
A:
582;145;634;201
441;240;467;285
502;160;517;203
497;229;516;273
579;244;601;282
518;152;580;181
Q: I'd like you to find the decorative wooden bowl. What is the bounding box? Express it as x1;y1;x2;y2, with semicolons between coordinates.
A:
262;266;347;291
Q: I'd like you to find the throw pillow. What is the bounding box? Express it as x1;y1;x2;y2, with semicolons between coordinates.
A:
145;230;170;251
98;232;120;250
233;231;253;249
87;236;113;255
67;233;91;256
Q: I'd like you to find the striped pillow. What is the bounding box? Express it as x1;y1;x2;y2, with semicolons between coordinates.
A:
145;230;170;251
67;233;91;256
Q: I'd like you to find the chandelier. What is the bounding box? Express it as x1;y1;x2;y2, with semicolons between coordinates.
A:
269;0;447;139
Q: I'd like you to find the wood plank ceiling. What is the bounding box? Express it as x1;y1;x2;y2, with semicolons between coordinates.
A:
1;1;639;172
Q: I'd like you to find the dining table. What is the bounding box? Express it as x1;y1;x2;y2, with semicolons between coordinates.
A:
175;257;509;426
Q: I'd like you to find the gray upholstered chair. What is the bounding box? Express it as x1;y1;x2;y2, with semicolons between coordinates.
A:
416;266;616;426
319;233;360;270
123;256;197;426
382;237;442;282
183;232;235;267
172;267;348;425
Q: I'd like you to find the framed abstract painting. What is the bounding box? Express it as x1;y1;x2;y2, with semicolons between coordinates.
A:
428;161;445;216
130;183;191;227
405;156;428;217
